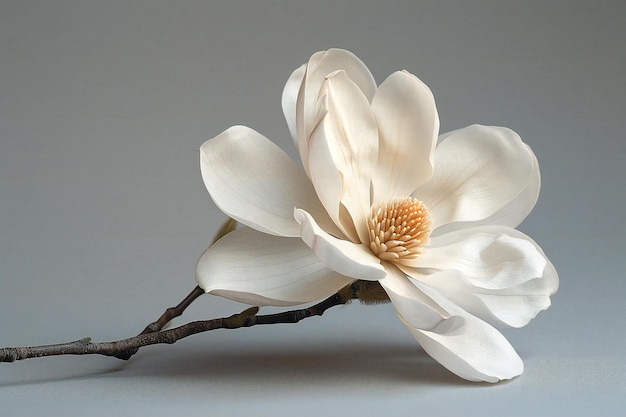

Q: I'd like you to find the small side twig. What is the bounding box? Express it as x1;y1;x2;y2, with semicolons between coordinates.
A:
115;217;238;360
114;285;205;360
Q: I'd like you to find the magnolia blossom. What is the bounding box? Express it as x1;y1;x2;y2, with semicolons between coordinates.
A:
195;49;558;382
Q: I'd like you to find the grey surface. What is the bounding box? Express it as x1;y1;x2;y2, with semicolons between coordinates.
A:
1;1;625;416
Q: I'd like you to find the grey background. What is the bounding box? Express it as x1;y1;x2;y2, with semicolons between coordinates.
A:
1;1;624;416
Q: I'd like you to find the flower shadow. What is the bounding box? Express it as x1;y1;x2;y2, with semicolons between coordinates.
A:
124;339;474;388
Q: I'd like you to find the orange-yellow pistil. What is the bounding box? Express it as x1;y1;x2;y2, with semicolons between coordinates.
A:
368;197;432;264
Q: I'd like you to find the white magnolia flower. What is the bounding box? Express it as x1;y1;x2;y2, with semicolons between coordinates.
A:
196;49;558;382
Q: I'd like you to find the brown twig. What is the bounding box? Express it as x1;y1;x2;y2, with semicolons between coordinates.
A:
0;307;255;362
1;281;390;363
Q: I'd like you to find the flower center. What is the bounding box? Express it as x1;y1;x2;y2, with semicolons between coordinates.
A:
368;197;431;263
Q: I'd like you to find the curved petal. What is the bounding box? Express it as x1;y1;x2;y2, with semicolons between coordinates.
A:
308;71;379;243
195;226;354;306
379;265;452;329
306;106;354;240
404;266;557;328
296;49;377;174
412;226;548;289
281;63;306;145
371;70;439;203
473;143;540;229
400;226;558;327
295;209;386;280
380;269;523;382
414;125;537;232
200;126;336;237
473;261;558;327
399;307;524;382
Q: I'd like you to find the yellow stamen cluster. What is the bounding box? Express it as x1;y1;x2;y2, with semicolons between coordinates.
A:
368;197;431;263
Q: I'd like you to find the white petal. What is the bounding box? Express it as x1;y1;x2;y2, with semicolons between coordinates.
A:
415;226;547;289
195;226;354;306
381;271;523;382
371;70;439;203
475;143;540;228
295;209;386;280
306;107;354;240
301;49;377;137
409;267;556;328
296;49;377;174
414;125;537;232
402;226;558;327
379;265;452;330
308;70;378;243
200;126;336;237
281;63;306;145
470;268;557;327
399;308;524;382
